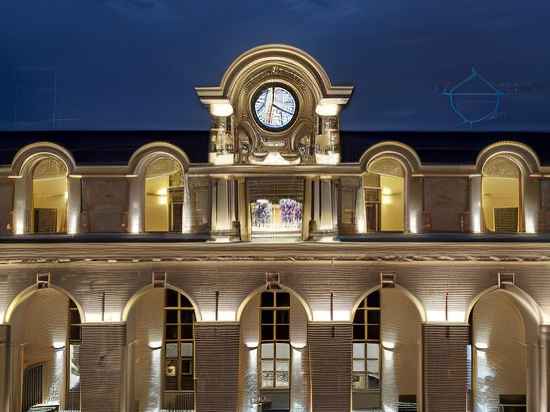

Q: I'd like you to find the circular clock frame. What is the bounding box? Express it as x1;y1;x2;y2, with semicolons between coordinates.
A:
250;83;300;132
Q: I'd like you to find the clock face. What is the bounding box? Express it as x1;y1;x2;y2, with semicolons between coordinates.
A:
252;85;298;131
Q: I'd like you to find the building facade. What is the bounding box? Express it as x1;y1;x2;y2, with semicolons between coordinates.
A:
1;44;550;412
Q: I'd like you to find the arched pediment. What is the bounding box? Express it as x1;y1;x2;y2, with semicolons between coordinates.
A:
129;142;190;175
195;44;353;104
359;141;421;175
11;142;76;177
476;141;540;175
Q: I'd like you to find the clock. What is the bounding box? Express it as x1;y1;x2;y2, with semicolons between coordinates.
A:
252;84;298;131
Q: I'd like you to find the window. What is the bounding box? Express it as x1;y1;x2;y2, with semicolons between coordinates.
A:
352;291;381;407
66;299;81;410
145;157;184;232
260;291;290;389
32;157;68;233
364;158;405;232
164;289;195;393
482;156;521;232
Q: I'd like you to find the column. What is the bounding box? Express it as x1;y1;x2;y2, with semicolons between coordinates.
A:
208;112;234;165
0;325;10;412
469;175;482;233
67;175;81;234
80;323;126;412
423;324;469;412
408;175;423;233
523;176;540;233
540;325;550;411
315;114;340;165
309;177;338;240
308;323;352;412
195;323;240;412
210;177;239;241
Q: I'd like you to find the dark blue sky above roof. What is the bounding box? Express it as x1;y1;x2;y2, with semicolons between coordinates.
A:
1;0;549;132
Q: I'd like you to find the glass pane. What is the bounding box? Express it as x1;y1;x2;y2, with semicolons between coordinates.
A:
352;374;366;390
275;324;289;340
180;310;193;323
181;359;193;375
367;291;380;308
262;371;274;388
261;310;274;324
165;325;178;340
165;343;178;358
69;326;81;341
165;359;177;377
181;342;193;357
353;325;365;340
261;325;274;340
353;343;365;359
276;310;289;324
181;325;193;339
276;342;290;359
261;359;274;372
70;310;81;325
353;309;365;324
353;359;365;372
276;292;290;307
276;359;289;371
261;343;274;358
181;375;194;390
367;310;380;324
276;371;290;388
165;310;178;324
166;289;179;307
261;292;274;307
367;359;379;374
69;344;80;391
180;294;193;308
180;310;194;323
368;374;380;390
357;299;365;308
367;343;379;359
367;325;380;340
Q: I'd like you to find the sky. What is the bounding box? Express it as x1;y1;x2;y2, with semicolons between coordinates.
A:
1;0;549;132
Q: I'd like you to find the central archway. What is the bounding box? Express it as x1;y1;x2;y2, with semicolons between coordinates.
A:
351;286;424;412
239;285;311;412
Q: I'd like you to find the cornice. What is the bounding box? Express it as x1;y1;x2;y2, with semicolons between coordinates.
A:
1;241;550;265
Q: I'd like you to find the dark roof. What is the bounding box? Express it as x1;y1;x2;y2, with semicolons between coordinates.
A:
0;130;549;166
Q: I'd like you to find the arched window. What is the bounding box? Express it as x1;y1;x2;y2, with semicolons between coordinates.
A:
352;290;381;410
32;157;68;233
163;289;195;408
482;156;522;232
260;290;291;409
144;157;184;232
364;158;405;232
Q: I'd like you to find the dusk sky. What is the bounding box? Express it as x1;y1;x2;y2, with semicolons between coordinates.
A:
1;0;549;131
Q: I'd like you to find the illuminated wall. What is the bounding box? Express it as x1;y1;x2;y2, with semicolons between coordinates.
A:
482;177;520;232
126;287;163;412
10;289;69;410
472;292;527;411
380;175;404;232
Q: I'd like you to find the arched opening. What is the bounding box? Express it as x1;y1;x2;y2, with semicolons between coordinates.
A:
469;290;536;412
239;287;309;412
352;288;422;411
126;287;197;411
364;158;405;232
31;157;68;233
9;288;82;411
482;156;522;233
144;156;184;233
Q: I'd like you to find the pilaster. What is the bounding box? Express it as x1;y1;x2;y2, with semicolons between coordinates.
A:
308;322;352;412
80;323;126;412
195;322;240;412
423;324;469;412
0;325;10;412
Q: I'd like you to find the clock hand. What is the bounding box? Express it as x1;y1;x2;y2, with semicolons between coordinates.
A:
272;104;294;116
268;87;275;123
